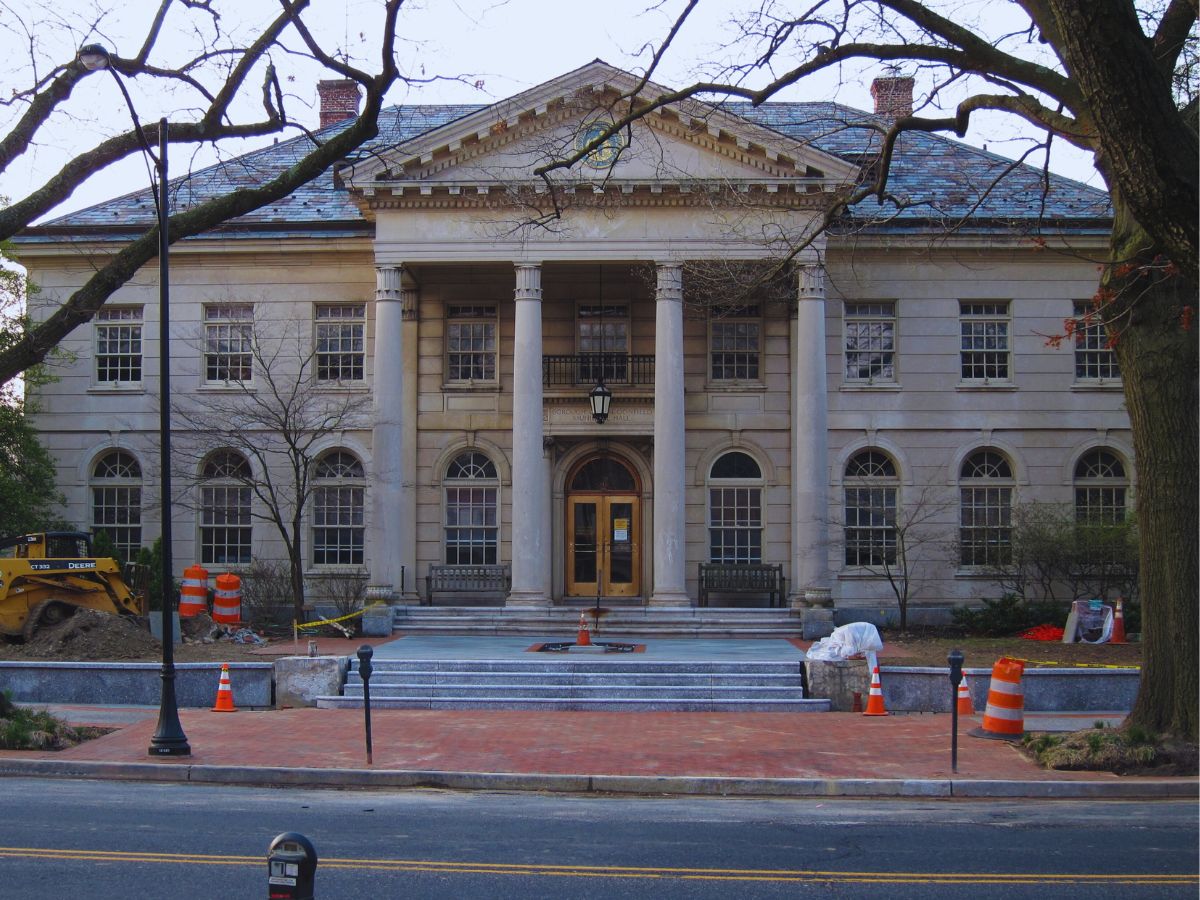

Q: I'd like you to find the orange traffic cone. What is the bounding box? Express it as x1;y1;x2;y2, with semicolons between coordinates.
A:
577;612;591;647
863;664;888;716
1110;598;1127;644
211;663;238;712
971;657;1025;740
957;676;974;715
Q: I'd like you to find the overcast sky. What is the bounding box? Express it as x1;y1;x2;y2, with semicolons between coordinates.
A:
0;0;1102;221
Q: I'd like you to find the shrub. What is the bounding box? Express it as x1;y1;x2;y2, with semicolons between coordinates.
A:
952;594;1070;637
238;558;295;629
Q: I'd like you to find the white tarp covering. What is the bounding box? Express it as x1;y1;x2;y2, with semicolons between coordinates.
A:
804;622;884;661
1062;600;1114;644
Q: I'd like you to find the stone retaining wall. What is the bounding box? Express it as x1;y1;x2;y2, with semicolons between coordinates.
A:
879;666;1140;713
0;661;274;708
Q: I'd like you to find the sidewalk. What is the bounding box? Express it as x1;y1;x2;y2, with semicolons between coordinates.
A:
2;705;1194;799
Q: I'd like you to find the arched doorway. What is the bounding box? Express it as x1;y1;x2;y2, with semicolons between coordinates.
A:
565;454;640;598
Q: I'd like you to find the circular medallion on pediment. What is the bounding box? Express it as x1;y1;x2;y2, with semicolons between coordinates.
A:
576;119;625;168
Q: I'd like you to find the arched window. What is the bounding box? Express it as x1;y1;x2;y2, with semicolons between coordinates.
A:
312;451;365;566
91;450;142;561
199;450;252;565
959;450;1013;566
444;450;498;565
707;451;763;564
843;450;898;566
1074;449;1128;524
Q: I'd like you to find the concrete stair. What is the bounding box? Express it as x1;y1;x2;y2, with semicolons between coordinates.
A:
316;658;830;712
390;605;803;638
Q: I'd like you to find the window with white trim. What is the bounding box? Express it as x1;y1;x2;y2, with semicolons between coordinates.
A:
204;304;254;384
444;451;498;565
95;306;143;385
314;303;365;383
710;305;762;381
90;450;142;561
199;450;252;565
707;451;763;564
1074;449;1128;524
959;301;1010;382
844;302;896;383
312;451;365;566
1073;301;1120;383
446;304;497;382
843;450;898;566
959;450;1013;566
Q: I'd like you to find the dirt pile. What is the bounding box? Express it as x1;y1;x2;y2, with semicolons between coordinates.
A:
15;609;161;661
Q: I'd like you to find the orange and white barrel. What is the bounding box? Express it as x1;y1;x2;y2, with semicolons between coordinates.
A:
212;573;242;625
179;565;209;617
971;657;1025;740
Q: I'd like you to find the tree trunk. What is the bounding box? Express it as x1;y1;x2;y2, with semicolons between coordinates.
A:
1108;201;1199;741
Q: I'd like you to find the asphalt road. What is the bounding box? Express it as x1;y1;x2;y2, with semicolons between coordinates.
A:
0;779;1194;898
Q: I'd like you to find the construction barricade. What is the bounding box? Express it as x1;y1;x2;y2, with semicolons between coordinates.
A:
212;573;242;625
971;656;1025;740
179;564;209;617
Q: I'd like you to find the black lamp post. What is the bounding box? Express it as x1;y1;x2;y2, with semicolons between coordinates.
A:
589;380;612;424
77;44;189;756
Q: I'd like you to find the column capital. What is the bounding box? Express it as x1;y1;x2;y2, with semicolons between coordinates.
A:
796;262;826;301
400;284;418;321
655;262;683;300
514;262;543;301
375;264;404;302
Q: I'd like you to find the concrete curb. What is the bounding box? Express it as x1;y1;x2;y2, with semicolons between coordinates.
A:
0;758;1193;799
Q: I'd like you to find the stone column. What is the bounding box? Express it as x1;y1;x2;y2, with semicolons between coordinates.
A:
369;264;407;603
790;262;831;608
649;263;690;606
398;278;420;603
507;263;551;606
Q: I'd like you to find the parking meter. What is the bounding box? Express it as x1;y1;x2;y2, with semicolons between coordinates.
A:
947;649;964;773
267;832;316;900
357;644;374;765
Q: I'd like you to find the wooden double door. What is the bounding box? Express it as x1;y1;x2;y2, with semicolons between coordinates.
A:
566;494;640;598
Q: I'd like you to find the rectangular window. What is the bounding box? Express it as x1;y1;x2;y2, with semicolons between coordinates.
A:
95;306;143;385
204;304;254;384
446;304;497;382
578;304;628;383
844;302;896;383
315;303;365;383
1075;487;1127;525
1073;301;1120;382
844;487;897;566
200;485;252;565
959;486;1013;566
91;487;142;562
708;487;762;564
445;486;498;564
959;301;1010;382
312;486;365;566
710;305;762;381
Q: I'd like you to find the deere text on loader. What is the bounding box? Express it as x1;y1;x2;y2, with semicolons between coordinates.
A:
0;532;147;641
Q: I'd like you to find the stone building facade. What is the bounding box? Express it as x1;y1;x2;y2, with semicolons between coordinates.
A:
17;62;1125;620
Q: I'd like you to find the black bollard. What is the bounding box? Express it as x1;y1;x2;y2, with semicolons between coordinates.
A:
357;644;374;765
948;649;964;773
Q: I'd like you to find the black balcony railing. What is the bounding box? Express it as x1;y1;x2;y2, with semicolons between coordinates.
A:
543;354;655;386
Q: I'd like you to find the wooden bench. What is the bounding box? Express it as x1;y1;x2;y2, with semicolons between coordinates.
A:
697;563;786;608
425;564;511;605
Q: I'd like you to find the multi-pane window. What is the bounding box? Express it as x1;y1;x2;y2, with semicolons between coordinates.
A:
90;450;142;561
578;304;628;383
204;304;254;383
446;304;497;382
959;301;1010;382
199;450;252;566
708;451;763;564
843;450;898;566
1074;449;1128;524
315;303;365;383
844;302;896;383
444;451;499;565
312;451;365;566
959;450;1014;566
95;306;143;385
710;305;762;381
1073;301;1120;382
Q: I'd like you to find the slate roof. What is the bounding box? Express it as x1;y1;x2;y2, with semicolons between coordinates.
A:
23;97;1110;243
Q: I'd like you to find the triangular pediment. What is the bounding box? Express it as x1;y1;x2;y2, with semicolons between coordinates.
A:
344;61;858;202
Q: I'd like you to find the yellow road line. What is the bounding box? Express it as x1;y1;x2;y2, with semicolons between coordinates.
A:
0;847;1193;885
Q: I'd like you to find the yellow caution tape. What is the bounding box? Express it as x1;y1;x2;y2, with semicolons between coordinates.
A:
294;601;385;630
1008;657;1141;670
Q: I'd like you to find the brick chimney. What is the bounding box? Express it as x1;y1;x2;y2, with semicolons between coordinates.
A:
317;79;361;128
870;76;914;118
